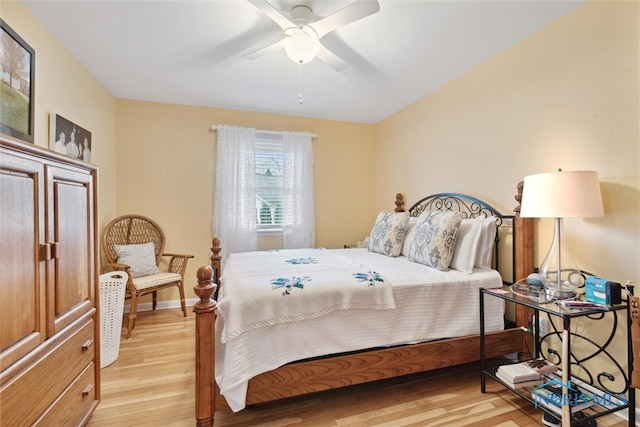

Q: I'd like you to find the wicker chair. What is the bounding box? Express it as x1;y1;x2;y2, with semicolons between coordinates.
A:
102;215;193;338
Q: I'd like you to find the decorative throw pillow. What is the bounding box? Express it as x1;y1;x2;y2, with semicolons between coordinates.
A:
113;242;161;278
400;216;419;257
474;216;498;269
408;211;463;271
449;218;483;273
367;211;410;257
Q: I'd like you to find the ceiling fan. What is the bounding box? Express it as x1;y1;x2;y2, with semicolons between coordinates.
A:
244;0;380;71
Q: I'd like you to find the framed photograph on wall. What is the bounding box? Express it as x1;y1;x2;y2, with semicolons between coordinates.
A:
49;114;92;162
0;19;35;143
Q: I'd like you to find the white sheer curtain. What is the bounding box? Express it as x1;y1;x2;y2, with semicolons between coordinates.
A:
282;132;315;249
213;125;257;262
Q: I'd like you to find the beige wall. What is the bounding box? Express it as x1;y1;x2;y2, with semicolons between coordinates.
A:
115;99;374;301
1;3;118;246
375;0;639;286
374;1;639;406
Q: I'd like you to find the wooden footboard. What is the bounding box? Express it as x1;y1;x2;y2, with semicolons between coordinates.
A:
194;185;534;426
212;328;521;411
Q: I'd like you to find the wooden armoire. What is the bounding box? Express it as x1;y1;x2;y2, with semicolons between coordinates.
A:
0;135;100;425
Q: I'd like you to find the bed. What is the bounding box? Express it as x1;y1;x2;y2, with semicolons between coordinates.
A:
193;182;534;426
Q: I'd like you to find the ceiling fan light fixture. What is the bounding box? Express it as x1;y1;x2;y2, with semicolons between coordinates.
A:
284;25;318;64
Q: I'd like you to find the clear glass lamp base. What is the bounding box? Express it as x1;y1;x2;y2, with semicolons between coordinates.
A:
544;285;577;300
540;218;583;300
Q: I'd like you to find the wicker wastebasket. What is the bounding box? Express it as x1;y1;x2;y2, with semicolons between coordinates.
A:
99;271;128;368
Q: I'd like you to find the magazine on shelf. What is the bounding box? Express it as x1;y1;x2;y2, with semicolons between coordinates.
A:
531;379;594;415
554;300;609;311
524;358;558;375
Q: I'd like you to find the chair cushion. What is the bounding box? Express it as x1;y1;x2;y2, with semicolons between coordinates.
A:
132;272;183;291
113;242;162;278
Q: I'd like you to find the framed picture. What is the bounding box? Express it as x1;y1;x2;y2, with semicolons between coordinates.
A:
0;19;35;143
49;114;92;163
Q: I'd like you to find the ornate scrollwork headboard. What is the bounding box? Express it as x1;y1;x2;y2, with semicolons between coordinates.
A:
397;192;514;283
406;192;505;223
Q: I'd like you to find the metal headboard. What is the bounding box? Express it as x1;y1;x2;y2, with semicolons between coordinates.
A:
406;192;515;284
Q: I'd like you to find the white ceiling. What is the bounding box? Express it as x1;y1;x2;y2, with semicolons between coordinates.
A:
24;0;585;124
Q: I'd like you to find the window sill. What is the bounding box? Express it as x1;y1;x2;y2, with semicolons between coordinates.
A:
257;228;283;236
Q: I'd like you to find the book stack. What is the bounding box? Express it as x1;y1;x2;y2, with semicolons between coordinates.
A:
496;359;558;389
531;379;594;415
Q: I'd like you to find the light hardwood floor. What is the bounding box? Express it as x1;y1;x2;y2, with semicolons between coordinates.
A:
88;308;630;427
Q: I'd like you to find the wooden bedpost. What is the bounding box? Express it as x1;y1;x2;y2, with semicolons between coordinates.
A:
210;237;221;280
514;180;534;360
194;264;217;427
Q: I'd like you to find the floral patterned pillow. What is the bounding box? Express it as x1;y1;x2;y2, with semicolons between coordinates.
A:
408;211;463;270
367;211;410;257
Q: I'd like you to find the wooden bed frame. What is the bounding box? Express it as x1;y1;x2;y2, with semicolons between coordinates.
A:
192;182;534;426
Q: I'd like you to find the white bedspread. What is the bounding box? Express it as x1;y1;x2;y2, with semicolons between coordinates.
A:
215;248;505;412
218;248;396;343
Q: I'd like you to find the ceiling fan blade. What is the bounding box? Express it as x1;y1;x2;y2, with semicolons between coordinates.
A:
311;0;380;39
242;38;285;60
316;43;346;72
246;0;295;31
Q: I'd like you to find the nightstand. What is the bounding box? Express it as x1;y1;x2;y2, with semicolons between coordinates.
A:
480;286;635;427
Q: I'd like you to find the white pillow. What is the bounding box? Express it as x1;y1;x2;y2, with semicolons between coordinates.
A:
400;216;418;257
450;218;483;274
408;211;462;271
113;242;161;278
367;211;410;257
474;216;498;269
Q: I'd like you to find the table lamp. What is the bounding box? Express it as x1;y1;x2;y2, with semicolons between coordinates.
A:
520;169;604;299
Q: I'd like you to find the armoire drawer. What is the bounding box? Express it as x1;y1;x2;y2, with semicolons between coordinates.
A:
34;362;97;426
0;319;95;426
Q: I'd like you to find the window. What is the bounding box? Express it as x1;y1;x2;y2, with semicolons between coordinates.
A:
214;124;315;254
255;134;283;233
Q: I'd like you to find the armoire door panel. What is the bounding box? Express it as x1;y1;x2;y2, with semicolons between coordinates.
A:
0;154;46;371
46;165;96;335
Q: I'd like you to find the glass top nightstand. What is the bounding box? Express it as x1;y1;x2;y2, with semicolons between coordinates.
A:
480;285;634;427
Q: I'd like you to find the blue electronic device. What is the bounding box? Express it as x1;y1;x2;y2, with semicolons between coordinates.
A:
585;275;622;305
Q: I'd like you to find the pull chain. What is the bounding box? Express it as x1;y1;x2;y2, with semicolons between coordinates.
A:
297;64;303;104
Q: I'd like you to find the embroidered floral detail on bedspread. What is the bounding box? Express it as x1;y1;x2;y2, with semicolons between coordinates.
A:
285;257;318;265
218;248;396;343
271;276;310;295
353;271;384;286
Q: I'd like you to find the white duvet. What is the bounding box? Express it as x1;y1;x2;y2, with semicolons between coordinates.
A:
215;248;505;411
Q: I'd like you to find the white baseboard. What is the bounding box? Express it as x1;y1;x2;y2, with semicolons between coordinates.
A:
609;405;640;426
630;407;640;426
123;298;199;314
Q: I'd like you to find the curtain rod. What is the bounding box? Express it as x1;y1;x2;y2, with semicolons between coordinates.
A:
209;125;316;139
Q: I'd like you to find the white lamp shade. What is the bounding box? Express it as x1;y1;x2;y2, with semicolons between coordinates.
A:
520;170;604;218
284;26;318;64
